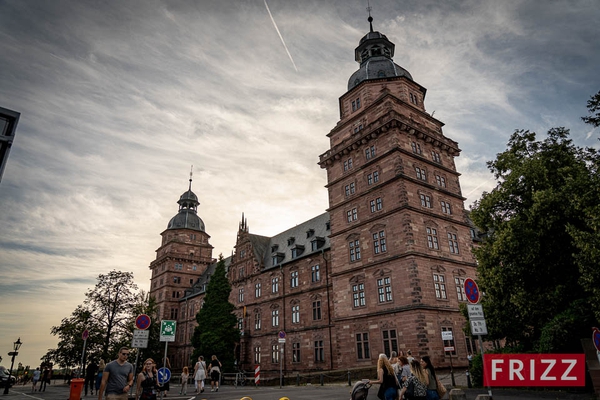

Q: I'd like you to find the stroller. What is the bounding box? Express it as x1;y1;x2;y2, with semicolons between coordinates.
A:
350;380;372;400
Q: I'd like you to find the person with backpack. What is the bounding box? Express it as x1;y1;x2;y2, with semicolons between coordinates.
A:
399;359;428;400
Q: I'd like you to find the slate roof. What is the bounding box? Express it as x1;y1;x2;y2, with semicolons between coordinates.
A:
256;212;330;271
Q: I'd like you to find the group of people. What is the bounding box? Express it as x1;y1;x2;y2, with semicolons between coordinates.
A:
91;347;223;400
365;351;442;400
30;366;52;392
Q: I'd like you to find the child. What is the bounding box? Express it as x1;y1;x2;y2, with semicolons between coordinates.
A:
180;366;189;395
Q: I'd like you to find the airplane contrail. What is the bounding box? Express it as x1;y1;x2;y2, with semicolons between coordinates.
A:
264;0;298;72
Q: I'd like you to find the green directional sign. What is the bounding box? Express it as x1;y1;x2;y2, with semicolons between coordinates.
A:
160;320;177;342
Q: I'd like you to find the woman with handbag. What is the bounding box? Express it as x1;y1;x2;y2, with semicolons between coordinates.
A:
365;354;401;400
136;359;159;400
194;356;207;393
420;356;443;400
399;359;428;400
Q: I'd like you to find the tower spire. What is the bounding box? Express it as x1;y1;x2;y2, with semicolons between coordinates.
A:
367;0;373;33
189;165;193;191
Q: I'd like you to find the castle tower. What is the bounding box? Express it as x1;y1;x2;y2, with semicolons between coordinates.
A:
319;16;478;366
149;174;214;323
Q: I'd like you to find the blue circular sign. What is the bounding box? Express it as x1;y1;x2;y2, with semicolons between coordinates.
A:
136;314;151;330
157;367;171;384
464;278;480;304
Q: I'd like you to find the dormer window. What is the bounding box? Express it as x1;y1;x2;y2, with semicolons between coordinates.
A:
272;252;285;266
311;237;326;251
271;245;279;253
306;229;315;238
287;237;295;246
291;245;305;259
326;221;331;230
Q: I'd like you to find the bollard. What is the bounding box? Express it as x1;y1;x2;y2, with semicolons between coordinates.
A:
320;373;324;386
348;370;352;386
466;370;472;388
296;373;300;386
448;388;467;400
240;397;252;400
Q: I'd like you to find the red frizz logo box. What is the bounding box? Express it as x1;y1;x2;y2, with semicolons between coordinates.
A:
483;354;586;386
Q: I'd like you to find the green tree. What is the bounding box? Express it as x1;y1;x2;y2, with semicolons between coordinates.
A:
470;128;597;352
582;90;600;127
191;255;239;372
45;270;139;367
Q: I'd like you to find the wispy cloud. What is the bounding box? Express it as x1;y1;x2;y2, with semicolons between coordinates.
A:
264;0;298;72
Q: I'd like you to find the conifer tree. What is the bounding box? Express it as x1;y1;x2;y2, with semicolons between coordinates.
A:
191;255;239;372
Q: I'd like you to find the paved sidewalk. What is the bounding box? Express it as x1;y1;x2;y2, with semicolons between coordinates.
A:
1;380;596;400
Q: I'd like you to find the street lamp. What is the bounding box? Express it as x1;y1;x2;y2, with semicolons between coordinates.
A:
3;337;22;394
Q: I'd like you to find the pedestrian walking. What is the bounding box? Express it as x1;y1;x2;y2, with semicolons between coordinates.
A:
399;359;428;400
40;367;50;392
208;355;222;392
420;356;440;400
97;347;134;400
135;359;158;400
31;367;41;392
365;354;401;400
179;366;189;395
95;360;105;394
193;356;207;393
85;360;99;396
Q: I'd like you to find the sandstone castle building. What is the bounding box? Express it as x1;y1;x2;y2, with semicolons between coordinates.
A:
149;17;479;376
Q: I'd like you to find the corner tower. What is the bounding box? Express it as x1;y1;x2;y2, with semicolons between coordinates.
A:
149;173;214;321
319;17;477;367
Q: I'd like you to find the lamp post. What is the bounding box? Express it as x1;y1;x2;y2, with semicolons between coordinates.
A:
3;337;22;394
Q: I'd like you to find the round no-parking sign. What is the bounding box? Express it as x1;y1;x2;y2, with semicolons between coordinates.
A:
464;278;480;304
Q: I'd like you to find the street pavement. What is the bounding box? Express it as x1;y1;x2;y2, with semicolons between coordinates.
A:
1;376;596;400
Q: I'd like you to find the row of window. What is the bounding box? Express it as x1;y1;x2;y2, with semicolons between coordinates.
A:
418;194;453;215
411;141;442;165
237;266;322;303
250;327;475;364
252;340;325;364
250;300;323;329
346;226;459;262
347;195;451;227
426;227;460;254
414;166;448;189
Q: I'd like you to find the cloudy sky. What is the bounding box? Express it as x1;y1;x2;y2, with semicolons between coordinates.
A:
1;0;598;368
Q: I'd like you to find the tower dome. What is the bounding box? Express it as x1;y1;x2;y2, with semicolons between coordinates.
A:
347;16;413;91
166;175;205;232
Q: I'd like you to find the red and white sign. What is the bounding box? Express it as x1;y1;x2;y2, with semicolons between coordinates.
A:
254;365;260;385
483;354;585;387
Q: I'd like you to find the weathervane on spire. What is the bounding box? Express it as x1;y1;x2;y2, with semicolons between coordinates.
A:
189;165;193;190
366;0;374;32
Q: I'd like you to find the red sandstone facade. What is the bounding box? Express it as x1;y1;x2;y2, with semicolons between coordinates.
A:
149;23;479;375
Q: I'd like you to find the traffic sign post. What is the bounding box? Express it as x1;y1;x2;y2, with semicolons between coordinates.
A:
278;331;285;388
79;330;89;378
160;321;176;400
441;330;456;386
464;279;492;398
